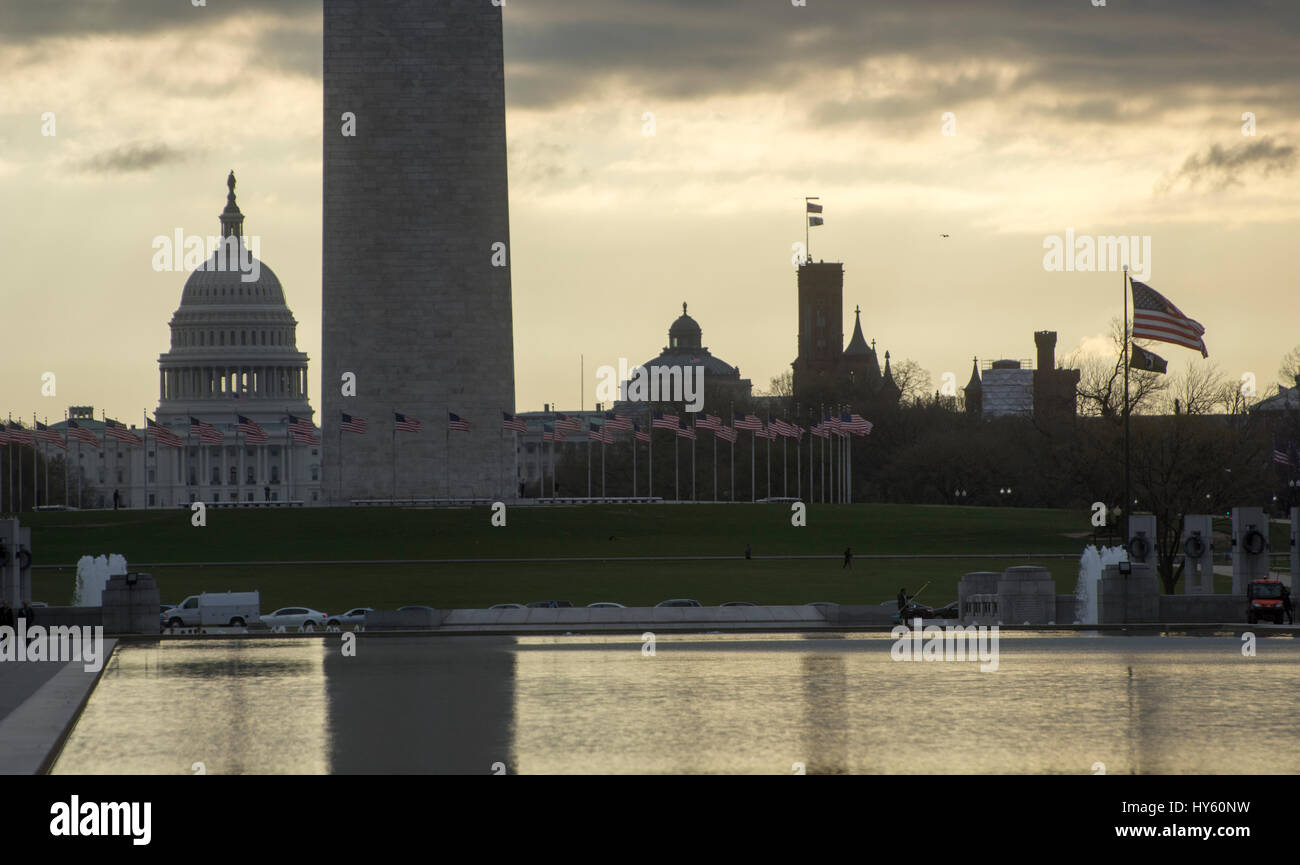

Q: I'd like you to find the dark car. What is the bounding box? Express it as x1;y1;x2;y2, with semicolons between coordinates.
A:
525;600;574;608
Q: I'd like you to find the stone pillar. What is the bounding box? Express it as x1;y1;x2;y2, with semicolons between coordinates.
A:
1181;515;1214;594
1126;513;1158;568
1231;506;1269;593
101;572;161;634
1098;563;1159;623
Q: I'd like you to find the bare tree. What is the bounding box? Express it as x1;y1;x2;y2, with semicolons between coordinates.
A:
890;359;932;405
764;371;793;398
1064;317;1167;419
1279;344;1300;387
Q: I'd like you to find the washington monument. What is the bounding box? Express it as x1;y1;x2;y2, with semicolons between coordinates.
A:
322;0;516;502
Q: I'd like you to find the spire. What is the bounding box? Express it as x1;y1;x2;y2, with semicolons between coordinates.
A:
881;350;901;402
220;170;245;238
683;302;688;316
844;304;871;356
965;356;982;391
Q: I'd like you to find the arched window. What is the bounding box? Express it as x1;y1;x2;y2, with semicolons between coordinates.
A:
241;331;246;345
219;332;225;346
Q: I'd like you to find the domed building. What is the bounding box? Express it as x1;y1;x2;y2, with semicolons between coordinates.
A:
149;173;322;506
616;303;752;408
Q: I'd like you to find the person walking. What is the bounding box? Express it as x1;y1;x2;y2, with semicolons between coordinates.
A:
1283;584;1294;625
842;546;853;569
113;489;120;510
19;599;36;628
897;587;908;612
744;543;752;560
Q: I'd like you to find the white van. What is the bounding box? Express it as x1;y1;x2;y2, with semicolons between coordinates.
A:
163;591;260;629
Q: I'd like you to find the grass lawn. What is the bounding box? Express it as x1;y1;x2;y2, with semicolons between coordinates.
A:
20;503;1255;611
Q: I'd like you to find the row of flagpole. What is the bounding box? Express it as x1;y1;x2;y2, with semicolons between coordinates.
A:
0;410;315;511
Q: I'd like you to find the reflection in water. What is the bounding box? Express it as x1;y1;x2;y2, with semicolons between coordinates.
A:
53;634;1300;774
54;640;327;775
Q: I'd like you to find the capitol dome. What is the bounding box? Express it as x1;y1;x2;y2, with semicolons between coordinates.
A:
155;172;312;427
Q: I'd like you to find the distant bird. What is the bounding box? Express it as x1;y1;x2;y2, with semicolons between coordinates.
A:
940;234;950;238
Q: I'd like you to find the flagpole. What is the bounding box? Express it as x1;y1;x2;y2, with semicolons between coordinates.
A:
392;409;397;501
633;426;638;498
1123;265;1131;540
648;404;654;500
142;410;147;510
750;429;756;503
601;432;606;499
712;425;717;502
691;420;696;502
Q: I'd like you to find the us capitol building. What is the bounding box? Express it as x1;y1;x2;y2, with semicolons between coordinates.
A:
57;174;323;507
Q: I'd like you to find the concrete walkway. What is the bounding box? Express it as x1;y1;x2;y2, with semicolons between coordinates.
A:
0;639;116;774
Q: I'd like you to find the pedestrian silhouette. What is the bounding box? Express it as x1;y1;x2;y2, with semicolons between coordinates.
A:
843;546;853;569
744;543;752;560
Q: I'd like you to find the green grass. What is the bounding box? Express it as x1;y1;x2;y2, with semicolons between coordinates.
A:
19;503;1250;612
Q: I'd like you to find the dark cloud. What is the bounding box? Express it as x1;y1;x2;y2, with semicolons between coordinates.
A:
79;141;189;173
503;0;1300;120
1159;137;1298;191
0;0;318;44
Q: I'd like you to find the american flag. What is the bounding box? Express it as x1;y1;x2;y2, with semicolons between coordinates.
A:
588;422;605;442
35;421;66;449
288;414;320;444
147;418;184;448
756;425;777;440
698;413;722;431
394;412;421;433
603;411;633;431
5;421;33;444
676;418;696;440
652;411;680;430
502;412;528;434
238;415;269;443
1274;443;1293;466
733;412;762;431
1130;281;1208;357
67;420;101;447
554;413;582;433
104;418;143;445
769;416;796;437
0;428;7;445
191;416;224;443
841;413;873;436
811;422;828;439
341;413;367;435
543;423;567;443
633;423;649;443
716;425;737;443
448;412;471;432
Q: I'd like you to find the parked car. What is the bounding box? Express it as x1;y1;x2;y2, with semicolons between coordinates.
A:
655;599;702;608
164;591;260;628
260;606;328;631
399;604;436;613
587;602;626;608
526;600;574;608
327;607;373;628
489;603;525;610
804;602;839;609
719;601;756;607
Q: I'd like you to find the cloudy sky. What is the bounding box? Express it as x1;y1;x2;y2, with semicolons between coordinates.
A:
2;0;1297;427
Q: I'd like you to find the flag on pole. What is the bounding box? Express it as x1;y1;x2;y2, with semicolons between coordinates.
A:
104;418;143;445
190;417;224;443
34;422;66;449
633;423;649;443
733;412;762;431
1130;281;1209;357
652;412;679;430
603;411;633;431
554;413;582;433
67;420;101;447
808;216;824;227
841;413;873;436
698;414;722;431
502;412;528;434
676;418;696;440
341;413;368;435
716;425;737;443
1129;343;1168;374
147;418;184;448
237;415;269;442
806;202;823;214
448;413;471;432
1274;442;1293;466
394;412;422;433
5;421;33;444
288;415;319;444
588;422;605;442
